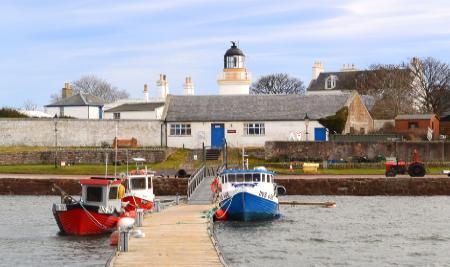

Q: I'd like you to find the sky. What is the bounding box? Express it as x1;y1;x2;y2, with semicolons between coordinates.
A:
0;0;449;109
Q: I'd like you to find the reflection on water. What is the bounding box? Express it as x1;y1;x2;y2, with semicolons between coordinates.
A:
214;196;450;267
0;196;113;267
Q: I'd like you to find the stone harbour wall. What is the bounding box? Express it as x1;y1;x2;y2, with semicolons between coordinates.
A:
265;141;450;162
0;118;162;147
0;177;188;196
0;148;171;165
276;177;450;195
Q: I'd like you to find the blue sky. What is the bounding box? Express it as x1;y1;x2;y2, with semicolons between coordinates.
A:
1;0;449;108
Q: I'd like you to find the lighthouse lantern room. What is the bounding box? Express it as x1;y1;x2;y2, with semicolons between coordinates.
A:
218;41;251;95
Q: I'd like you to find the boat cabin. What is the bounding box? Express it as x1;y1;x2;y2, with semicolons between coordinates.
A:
219;170;274;184
126;175;153;192
80;179;122;211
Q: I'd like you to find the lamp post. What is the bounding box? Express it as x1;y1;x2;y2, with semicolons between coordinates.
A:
304;113;310;141
53;114;58;168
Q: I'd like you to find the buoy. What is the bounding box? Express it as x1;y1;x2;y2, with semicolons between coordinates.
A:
214;209;228;221
118;217;135;229
110;230;119;246
289;162;294;172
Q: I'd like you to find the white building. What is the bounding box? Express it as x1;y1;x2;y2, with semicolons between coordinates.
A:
217;42;251;95
162;93;371;149
104;102;165;120
44;83;104;119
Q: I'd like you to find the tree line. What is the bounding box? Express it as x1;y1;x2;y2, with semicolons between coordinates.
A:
250;57;450;118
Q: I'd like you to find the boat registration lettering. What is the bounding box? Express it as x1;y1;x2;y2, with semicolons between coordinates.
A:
98;206;115;214
259;191;274;200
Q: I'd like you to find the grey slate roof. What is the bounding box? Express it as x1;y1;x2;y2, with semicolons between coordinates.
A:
395;114;436;120
308;69;410;92
105;102;165;112
46;93;104;107
164;94;353;122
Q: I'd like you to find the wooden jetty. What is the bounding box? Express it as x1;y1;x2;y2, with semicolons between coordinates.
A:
111;204;223;267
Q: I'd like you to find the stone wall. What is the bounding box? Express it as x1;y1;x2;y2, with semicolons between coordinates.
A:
265;141;450;161
0;148;171;165
0;177;187;195
0;118;162;147
276;177;450;195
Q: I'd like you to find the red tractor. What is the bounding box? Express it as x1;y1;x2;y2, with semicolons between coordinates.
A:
385;149;426;177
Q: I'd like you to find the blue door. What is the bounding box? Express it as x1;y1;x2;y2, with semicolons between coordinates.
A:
314;127;327;141
211;124;225;148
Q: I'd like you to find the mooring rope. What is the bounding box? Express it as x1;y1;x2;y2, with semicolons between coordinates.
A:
79;200;109;230
215;196;233;219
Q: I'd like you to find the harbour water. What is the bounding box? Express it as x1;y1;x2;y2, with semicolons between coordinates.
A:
0;196;113;267
2;195;450;266
215;196;450;267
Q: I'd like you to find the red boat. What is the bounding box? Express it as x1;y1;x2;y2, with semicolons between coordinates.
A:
52;178;126;236
122;169;155;212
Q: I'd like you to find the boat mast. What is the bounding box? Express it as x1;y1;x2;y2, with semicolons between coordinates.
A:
114;124;118;177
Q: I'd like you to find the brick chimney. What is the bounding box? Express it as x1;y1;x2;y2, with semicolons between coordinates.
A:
62;83;73;99
156;74;169;100
143;84;149;102
312;61;324;80
183;76;195;95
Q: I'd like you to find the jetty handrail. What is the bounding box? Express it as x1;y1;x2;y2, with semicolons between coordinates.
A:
187;165;206;200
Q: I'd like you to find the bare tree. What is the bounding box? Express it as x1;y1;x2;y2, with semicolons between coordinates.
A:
50;93;62;103
409;57;450;116
72;75;129;103
250;73;305;95
352;64;416;119
23;99;38;111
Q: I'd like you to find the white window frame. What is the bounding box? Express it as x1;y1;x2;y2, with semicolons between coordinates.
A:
325;75;337;89
170;123;191;136
113;112;120;120
244;122;265;136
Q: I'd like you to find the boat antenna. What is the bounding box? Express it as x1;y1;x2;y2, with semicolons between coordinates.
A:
114;124;118;178
126;149;129;174
105;152;108;178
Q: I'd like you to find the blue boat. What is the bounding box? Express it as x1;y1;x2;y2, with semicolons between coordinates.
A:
217;168;280;221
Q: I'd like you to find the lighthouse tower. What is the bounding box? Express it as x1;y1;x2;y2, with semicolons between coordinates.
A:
218;42;251;95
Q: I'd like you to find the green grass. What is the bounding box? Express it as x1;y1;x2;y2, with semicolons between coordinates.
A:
0;149;193;175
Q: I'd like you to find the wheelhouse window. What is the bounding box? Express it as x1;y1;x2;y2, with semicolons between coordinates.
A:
113;112;120;119
109;186;118;200
170;123;191;136
130;177;146;190
86;186;103;202
253;173;261;182
408;122;419;129
236;173;244;182
244;123;265;136
228;174;236;183
244;173;252;182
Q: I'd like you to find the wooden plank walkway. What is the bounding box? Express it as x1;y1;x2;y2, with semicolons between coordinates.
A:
112;204;223;267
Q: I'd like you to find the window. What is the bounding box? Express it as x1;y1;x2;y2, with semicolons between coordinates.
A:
244;173;252;182
228;174;236;183
113;112;120;120
262;174;266;182
244;123;265;136
325;75;337;89
130;177;146;190
109;186;118;200
86;186;103;202
170;124;191;136
253;173;261;182
408;122;419;129
236;173;244;182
